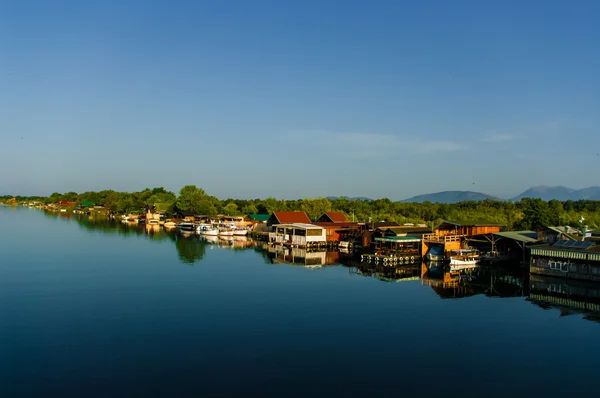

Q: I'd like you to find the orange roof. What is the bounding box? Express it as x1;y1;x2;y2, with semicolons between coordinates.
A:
271;211;311;224
319;212;350;222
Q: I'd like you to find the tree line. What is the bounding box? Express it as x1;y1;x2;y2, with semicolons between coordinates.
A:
3;185;600;230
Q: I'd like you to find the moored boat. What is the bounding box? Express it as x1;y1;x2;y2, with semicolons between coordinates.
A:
233;227;248;236
197;223;219;236
177;222;196;232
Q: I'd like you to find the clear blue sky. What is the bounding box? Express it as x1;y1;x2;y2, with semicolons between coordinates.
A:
1;0;599;200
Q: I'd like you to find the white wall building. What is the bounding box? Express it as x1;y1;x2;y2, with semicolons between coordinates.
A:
268;223;326;247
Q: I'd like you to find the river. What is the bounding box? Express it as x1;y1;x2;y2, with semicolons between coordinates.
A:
1;206;599;397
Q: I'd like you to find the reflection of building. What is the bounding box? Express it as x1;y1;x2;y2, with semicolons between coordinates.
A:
268;246;338;266
529;274;600;322
350;262;421;282
422;263;526;299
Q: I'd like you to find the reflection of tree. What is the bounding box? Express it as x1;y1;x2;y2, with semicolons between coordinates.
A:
175;235;206;264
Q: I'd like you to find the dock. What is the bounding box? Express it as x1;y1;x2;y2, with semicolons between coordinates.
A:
361;253;420;265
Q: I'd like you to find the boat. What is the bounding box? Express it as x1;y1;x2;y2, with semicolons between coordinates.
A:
233;227;248;236
449;255;479;266
197;223;219;236
218;227;234;236
147;219;160;226
481;251;511;264
164;221;177;229
177;222;196;232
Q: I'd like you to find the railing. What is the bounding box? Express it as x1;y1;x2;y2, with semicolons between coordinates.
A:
422;234;463;242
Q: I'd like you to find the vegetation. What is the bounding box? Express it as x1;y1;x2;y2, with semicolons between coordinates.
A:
3;185;600;230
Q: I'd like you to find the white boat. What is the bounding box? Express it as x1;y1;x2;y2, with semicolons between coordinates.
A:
197;223;219;236
147;219;160;226
218;227;234;236
164;221;177;229
449;255;479;266
233;227;248;236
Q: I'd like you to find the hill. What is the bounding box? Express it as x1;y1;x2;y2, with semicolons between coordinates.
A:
512;186;600;201
401;191;500;204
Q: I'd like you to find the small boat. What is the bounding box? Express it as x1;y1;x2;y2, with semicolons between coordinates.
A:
177;222;196;232
218;227;234;236
449;255;479;266
233;227;248;236
147;219;160;226
164;221;177;229
197;223;219;236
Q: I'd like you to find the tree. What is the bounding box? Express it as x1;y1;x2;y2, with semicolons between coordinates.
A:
176;185;208;214
222;202;239;215
517;198;552;230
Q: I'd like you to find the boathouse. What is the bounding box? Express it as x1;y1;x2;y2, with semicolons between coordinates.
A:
315;212;350;223
267;211;312;227
311;222;364;243
268;223;326;247
530;240;600;282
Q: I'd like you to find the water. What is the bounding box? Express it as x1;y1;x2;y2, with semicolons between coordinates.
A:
2;207;600;397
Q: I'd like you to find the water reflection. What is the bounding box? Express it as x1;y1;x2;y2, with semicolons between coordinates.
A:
529;274;600;323
45;210;600;323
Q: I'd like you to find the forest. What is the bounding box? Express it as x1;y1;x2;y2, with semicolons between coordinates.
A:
3;185;600;231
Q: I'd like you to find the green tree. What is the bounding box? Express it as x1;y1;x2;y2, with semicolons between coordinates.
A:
176;185;208;214
517;198;552;230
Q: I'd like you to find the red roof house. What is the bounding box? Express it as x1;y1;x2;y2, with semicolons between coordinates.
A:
267;211;311;226
316;212;350;223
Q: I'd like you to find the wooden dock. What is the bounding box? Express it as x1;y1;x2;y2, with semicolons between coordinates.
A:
361;253;420;265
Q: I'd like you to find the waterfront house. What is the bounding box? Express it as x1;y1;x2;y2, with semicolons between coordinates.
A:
315;212;350;223
266;211;312;227
538;226;579;243
244;214;271;232
311;222;364;243
530;240;600;282
268;223;326;247
433;221;502;237
175;211;196;222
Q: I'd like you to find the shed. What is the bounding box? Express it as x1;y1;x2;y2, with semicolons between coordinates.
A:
434;221;502;237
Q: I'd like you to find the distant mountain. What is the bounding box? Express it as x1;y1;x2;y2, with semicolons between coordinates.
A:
326;196;373;201
401;191;500;204
511;186;600;201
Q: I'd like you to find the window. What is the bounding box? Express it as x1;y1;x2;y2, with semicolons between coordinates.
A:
307;229;322;237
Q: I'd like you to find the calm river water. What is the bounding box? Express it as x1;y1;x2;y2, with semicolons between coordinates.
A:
1;207;600;397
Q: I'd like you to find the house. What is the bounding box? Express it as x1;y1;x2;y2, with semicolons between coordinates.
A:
315;212;350;223
81;201;95;208
268;223;326;247
59;200;76;207
538;227;579;243
266;211;312;227
311;222;364;243
530;240;600;281
175;211;196;222
244;214;270;231
433;221;502;237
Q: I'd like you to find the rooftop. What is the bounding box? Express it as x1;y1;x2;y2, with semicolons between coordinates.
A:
270;211;312;224
246;213;270;222
493;231;539;243
275;223;323;230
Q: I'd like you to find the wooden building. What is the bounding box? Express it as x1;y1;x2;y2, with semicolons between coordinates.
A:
268;223;326;247
267;211;311;227
315;212;350;223
311;222;364;243
530;240;600;282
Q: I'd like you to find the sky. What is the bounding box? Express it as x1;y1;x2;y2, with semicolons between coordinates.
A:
1;0;599;200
